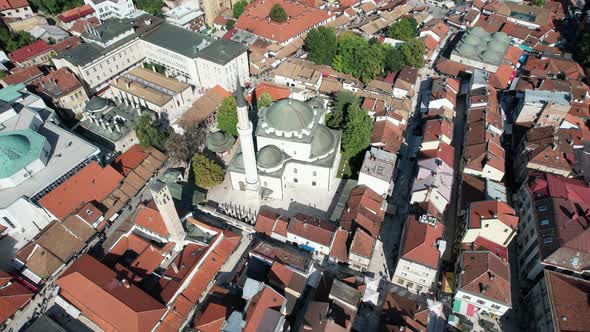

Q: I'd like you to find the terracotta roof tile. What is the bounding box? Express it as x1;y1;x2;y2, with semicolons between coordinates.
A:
400;214;443;269
33;68;82;98
489;64;514;89
371;120;405;154
9;40;52;63
340;185;385;238
243;286;285;332
288;213;336;246
459;251;511;306
57;4;94;23
56;254;166;332
350;228;375;258
2;65;43;86
235;0;333;43
545;270;590;331
0;0;29;11
39;162;123;221
0;275;33;324
329;228;349;263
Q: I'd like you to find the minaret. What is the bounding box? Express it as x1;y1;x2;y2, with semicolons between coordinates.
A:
150;180;185;249
236;79;260;191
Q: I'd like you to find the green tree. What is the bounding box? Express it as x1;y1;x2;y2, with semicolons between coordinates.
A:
400;39;426;68
575;29;590;68
342;103;372;158
384;45;406;73
327;91;359;129
531;0;544;6
225;19;236;30
217;96;238;136
270;4;288;23
333;33;385;82
0;28;33;52
135;114;168;149
387;17;418;41
304;26;337;65
135;0;164;15
29;0;83;14
257;92;273;108
192;153;225;188
164;123;206;163
233;0;248;18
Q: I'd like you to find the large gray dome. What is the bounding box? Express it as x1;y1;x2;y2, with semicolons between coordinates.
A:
86;96;110;112
264;99;315;132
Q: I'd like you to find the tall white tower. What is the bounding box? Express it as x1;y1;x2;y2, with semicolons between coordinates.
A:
150;181;186;249
236;80;260;191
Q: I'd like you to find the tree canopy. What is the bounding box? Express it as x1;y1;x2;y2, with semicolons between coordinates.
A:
270;4;288;23
400;39;426;68
217;96;238;137
332;33;385;83
164;123;206;163
342;103;373;158
192;153;225;188
327;90;360;129
134;0;164;15
304;27;337;65
257;92;273;108
387;17;418;41
575;28;590;68
29;0;83;15
233;0;248;18
531;0;545;6
135;114;168;150
0;28;33;53
384;45;406;73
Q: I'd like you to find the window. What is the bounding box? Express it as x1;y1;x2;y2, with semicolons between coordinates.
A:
312;181;316;186
477;299;486;305
463;295;472;300
491;304;501;310
406;282;414;289
293;168;297;174
540;219;550;226
294;178;298;183
543;237;553;244
313;171;317;176
537;205;547;212
2;217;15;228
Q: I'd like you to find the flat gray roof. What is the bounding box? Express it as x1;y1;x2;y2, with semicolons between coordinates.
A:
198;39;248;65
141;22;212;59
524;89;571;106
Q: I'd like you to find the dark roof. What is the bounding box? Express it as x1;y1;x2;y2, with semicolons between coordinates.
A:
199;39;248;65
545;270;590;332
141;22;212;59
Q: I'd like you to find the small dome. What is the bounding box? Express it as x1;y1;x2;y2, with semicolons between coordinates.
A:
470;26;487;36
487;40;506;52
0;134;30;161
491;31;509;42
232;152;244;170
310;125;335;158
462;33;480;46
480;50;501;63
264;99;315;132
206;131;235;153
306;97;325;110
86;96;110;112
457;44;476;56
257;145;284;169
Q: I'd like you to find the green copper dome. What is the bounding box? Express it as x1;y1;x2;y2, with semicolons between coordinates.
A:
0;129;46;179
257;145;284;169
264;99;315;132
206;131;235;153
86;96;110;112
310;125;335;158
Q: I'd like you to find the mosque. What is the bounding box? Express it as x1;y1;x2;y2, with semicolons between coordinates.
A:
227;85;342;200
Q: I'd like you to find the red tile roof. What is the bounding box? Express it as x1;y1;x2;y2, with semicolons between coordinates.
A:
371;120;405;154
340;185;385;238
400;214;443;269
0;0;28;10
0;273;33;324
70;17;100;34
269;261;306;294
39;162;124;221
489;64;514;89
422;118;453;144
236;0;333;43
56;254;167;332
350;228;375;258
51;36;82;53
111;145;167;176
243;286;285;332
288;213;336;247
57;4;94;23
252;81;291;102
254;209;280;236
33;67;82;98
545;270;590;331
9;40;52;63
133;205;170;237
468;200;518;229
435;57;467;76
329;228;349;263
524;57;584;80
459;251;511;306
2;65;42;86
419;142;455;168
